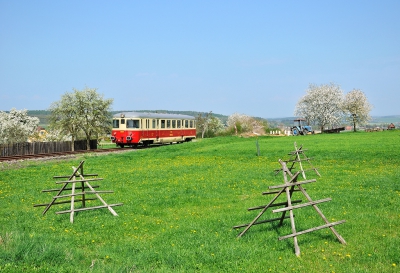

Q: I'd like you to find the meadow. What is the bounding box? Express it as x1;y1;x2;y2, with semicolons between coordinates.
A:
0;131;399;272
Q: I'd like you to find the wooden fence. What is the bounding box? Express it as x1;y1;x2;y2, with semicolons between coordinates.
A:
0;140;97;157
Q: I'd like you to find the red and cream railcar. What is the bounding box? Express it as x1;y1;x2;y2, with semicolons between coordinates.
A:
111;112;196;147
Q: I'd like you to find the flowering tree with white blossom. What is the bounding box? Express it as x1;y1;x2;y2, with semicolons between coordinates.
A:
0;108;39;144
196;112;224;138
227;113;265;135
295;83;344;132
49;87;113;150
342;89;373;132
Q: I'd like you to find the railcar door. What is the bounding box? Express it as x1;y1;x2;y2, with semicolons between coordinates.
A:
157;119;162;143
177;119;183;139
142;119;149;140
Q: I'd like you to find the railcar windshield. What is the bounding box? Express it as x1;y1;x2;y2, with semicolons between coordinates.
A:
126;119;140;128
112;119;120;128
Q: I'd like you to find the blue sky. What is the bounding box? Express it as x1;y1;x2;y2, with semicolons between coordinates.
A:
1;1;399;118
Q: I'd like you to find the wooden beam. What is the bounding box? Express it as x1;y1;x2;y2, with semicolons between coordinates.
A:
53;191;114;199
279;220;346;240
272;198;332;213
33;198;97;207
55;178;104;184
41;185;99;192
284;158;313;163
56;203;124;214
268;179;316;189
288;149;308;155
248;200;302;211
262;189;304;195
53;174;98;178
233;216;291;229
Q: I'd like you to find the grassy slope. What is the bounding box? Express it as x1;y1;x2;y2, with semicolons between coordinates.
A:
0;131;399;272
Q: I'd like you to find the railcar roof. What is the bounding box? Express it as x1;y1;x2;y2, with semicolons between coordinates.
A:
113;112;195;120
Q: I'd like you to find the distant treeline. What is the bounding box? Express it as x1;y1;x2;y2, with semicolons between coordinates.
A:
115;110;230;124
26;110;399;129
27;110;51;127
27;110;232;128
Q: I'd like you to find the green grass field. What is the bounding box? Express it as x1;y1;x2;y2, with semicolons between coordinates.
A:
1;131;399;272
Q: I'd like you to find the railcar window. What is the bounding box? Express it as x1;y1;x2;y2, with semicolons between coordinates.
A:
161;120;166;129
167;120;171;128
152;119;156;129
126;119;140;128
121;119;125;125
112;119;120;128
190;120;193;128
177;120;181;128
172;120;176;128
185;120;189;128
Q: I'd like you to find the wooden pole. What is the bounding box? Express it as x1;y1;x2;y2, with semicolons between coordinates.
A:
281;160;300;256
294;142;306;180
70;174;76;223
78;163;86;208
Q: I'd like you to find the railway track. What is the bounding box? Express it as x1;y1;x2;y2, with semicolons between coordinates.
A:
0;148;132;162
0;142;180;163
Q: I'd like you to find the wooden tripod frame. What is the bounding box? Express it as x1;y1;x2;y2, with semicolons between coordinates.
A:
233;143;346;256
34;161;123;223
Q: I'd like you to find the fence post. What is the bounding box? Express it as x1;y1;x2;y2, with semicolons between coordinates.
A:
256;138;260;156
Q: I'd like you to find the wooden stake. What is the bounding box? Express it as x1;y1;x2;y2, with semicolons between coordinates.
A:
70;174;76;223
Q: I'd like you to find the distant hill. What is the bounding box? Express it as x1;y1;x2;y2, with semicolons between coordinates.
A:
27;110;232;128
112;110;230;124
25;110;400;129
369;115;400;124
267;115;400;129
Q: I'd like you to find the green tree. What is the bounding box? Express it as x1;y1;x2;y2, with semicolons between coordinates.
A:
49;87;113;150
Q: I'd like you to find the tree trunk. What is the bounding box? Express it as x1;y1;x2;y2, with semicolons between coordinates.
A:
71;135;75;152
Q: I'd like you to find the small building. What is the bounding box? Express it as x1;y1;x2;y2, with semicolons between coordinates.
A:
388;123;395;130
